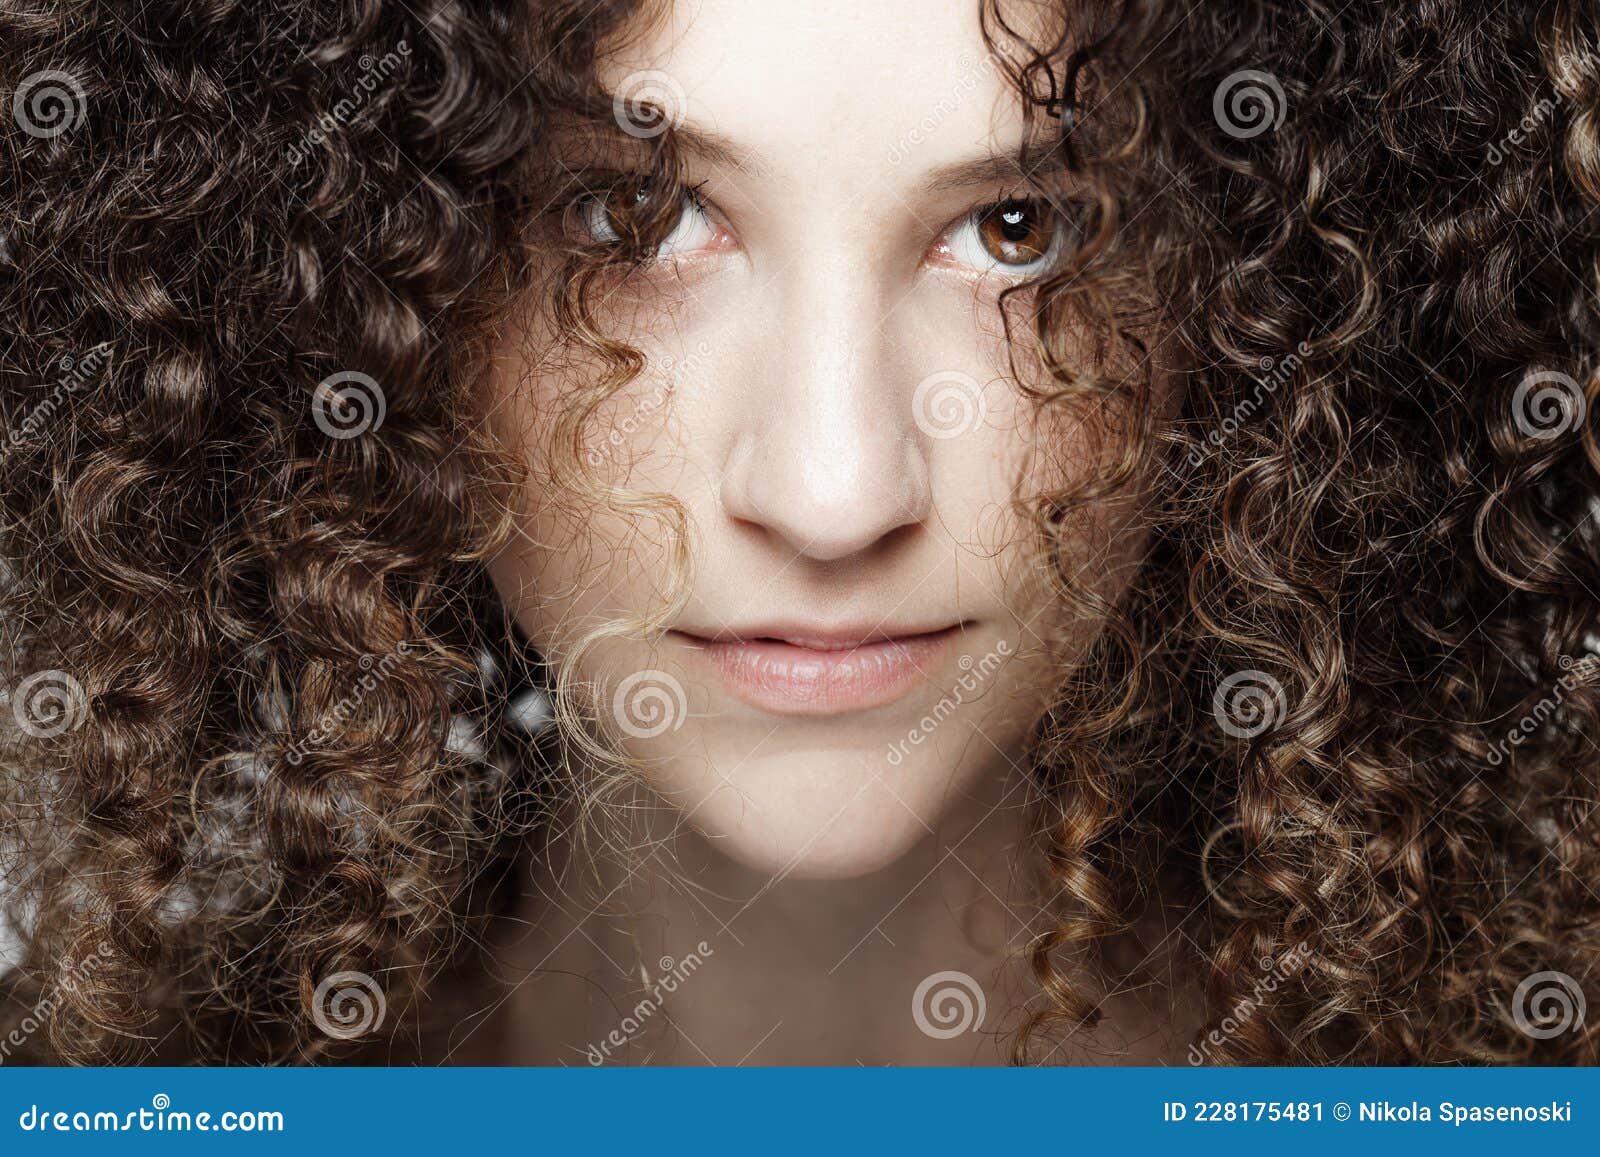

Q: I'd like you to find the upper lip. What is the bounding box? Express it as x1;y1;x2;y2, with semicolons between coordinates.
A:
670;622;968;651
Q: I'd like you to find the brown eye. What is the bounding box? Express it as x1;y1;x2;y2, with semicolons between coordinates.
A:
574;182;714;255
973;199;1058;267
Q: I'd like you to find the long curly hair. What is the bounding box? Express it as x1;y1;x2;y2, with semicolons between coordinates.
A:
1;0;1597;1065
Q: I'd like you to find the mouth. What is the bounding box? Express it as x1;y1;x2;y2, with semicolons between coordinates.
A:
667;623;969;716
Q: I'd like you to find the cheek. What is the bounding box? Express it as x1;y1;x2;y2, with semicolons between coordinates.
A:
481;314;687;658
479;275;1157;878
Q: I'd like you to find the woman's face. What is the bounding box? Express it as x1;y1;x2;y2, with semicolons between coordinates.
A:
488;0;1151;879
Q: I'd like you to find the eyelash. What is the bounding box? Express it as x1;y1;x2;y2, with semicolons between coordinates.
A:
559;177;1064;276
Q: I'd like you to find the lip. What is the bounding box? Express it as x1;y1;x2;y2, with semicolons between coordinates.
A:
669;624;967;716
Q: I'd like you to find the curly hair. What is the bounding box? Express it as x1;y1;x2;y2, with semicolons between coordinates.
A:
1;0;1598;1065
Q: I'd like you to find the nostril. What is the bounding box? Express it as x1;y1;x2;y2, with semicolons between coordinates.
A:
718;403;935;562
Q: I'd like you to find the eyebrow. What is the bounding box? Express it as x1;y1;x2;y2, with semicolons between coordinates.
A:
923;146;1068;192
611;119;1064;192
669;123;775;182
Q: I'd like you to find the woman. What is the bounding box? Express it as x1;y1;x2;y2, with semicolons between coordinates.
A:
0;0;1596;1065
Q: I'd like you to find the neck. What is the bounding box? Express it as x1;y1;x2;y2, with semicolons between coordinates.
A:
442;768;1193;1065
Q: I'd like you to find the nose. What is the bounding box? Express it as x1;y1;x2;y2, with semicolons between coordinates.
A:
718;275;933;562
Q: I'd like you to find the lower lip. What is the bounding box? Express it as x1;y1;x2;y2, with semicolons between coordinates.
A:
673;628;962;716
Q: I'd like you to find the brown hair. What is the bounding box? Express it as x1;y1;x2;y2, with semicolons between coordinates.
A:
0;0;1596;1064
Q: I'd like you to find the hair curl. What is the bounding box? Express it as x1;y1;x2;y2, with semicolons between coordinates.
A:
1;0;1597;1065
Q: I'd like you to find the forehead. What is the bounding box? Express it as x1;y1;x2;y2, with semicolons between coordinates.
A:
598;0;1037;187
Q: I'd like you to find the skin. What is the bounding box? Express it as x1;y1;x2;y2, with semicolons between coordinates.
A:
474;0;1177;1063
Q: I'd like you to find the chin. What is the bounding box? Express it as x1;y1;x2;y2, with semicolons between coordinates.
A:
643;739;995;882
